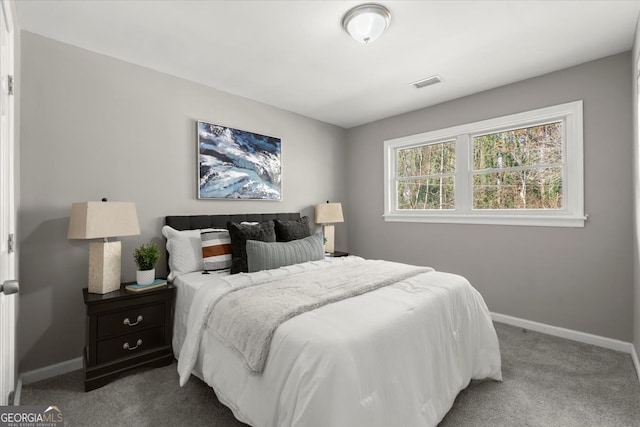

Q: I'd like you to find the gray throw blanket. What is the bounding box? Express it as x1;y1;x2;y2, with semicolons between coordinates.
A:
207;259;432;374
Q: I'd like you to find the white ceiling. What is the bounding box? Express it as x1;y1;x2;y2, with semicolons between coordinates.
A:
15;0;640;129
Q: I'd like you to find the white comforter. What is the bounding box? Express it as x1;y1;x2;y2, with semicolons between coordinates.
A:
177;257;502;427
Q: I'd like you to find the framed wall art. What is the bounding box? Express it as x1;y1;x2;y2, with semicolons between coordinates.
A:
197;120;281;200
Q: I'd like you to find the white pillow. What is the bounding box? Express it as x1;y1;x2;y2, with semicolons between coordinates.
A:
162;225;212;281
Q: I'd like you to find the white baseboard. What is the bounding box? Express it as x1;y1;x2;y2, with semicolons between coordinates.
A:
491;312;633;354
632;345;640;386
20;357;83;385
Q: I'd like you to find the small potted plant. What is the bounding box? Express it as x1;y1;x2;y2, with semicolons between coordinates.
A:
133;242;160;285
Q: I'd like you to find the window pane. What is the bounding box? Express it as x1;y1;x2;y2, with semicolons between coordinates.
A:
473;168;562;209
397;141;455;178
398;178;455;210
473;122;562;170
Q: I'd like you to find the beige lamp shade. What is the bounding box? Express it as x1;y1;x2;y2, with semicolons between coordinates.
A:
315;202;344;224
68;201;140;239
68;201;140;295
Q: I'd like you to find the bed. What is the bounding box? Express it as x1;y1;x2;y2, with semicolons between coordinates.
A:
165;213;501;427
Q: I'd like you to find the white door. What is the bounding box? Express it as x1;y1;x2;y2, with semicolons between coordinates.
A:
0;0;16;406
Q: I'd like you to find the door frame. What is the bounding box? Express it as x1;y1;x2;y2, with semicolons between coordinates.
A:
0;0;16;406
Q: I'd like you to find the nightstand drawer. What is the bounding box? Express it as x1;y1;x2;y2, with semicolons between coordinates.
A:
97;304;165;338
96;327;165;365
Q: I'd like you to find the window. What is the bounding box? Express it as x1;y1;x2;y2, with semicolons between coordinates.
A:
397;140;456;210
384;101;585;227
472;122;563;210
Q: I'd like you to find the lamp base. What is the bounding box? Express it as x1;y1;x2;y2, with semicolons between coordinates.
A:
323;224;336;254
88;241;121;294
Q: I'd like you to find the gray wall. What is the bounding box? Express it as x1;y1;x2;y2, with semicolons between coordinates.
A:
346;53;634;342
18;31;347;371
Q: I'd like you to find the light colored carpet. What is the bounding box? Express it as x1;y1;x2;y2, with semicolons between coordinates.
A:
439;323;640;426
21;323;640;426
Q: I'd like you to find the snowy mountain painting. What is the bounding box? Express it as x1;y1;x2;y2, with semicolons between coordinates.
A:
198;121;281;200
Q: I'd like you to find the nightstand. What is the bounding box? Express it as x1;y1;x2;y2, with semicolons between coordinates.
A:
82;283;175;391
328;251;350;257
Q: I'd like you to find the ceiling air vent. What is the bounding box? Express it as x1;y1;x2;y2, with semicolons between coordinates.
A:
410;75;443;89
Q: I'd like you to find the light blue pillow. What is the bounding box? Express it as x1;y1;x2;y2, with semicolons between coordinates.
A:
246;233;324;273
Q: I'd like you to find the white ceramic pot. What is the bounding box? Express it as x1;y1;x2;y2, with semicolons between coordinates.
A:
136;269;155;285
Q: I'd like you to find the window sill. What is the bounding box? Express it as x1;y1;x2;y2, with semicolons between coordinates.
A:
383;213;587;228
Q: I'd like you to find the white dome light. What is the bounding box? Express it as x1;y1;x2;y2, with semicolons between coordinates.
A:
342;4;391;44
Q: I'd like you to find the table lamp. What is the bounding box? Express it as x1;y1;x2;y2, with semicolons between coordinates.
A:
68;200;140;294
315;201;344;254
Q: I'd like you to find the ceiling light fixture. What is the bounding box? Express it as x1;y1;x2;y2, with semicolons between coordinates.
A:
342;3;391;44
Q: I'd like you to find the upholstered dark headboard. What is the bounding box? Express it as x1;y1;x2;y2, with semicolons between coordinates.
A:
165;212;300;231
163;213;301;274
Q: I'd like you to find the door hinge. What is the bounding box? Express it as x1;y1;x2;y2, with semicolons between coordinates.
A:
7;75;13;96
8;233;13;253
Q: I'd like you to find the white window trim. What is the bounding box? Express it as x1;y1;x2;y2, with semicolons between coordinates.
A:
384;101;586;227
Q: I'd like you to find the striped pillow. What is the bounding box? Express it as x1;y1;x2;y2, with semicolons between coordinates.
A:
246;233;324;273
201;229;232;272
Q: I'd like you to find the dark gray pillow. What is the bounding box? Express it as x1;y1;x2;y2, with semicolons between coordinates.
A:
246;233;324;273
227;221;276;274
274;216;311;242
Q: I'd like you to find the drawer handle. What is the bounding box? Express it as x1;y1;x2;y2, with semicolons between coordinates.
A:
123;315;143;326
123;339;143;351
